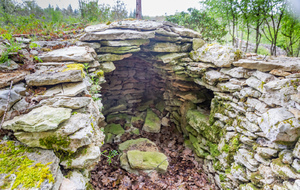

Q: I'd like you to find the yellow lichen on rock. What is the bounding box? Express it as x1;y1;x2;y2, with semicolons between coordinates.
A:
62;63;85;78
0;141;54;189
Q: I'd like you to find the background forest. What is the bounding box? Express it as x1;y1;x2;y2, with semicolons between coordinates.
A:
0;0;299;57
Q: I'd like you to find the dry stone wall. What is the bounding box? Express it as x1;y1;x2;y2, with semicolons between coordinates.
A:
80;20;300;190
0;42;105;189
1;20;300;190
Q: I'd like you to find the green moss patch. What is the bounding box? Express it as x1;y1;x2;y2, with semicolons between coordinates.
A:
118;138;156;152
104;124;125;135
127;150;169;173
143;109;161;133
0;141;54;189
39;135;70;150
187;106;224;143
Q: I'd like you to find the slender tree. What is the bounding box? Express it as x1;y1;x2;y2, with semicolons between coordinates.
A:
261;0;286;56
136;0;141;19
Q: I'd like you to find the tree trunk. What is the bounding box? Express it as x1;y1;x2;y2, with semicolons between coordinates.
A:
246;25;250;52
239;29;243;50
136;0;142;20
255;25;260;53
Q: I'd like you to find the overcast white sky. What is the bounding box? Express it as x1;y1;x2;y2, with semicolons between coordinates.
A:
30;0;202;16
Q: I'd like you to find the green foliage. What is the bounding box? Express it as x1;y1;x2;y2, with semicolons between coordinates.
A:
257;46;270;55
166;8;227;43
78;0;127;22
101;150;118;165
277;11;300;57
0;33;21;64
201;0;300;57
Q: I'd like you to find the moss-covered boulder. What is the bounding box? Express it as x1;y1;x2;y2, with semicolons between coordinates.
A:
142;109;161;133
119;138;157;152
119;138;168;174
104;124;125;135
127;150;168;173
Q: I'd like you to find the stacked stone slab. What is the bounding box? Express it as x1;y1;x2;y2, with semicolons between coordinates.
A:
79;20;300;189
101;56;165;115
0;45;105;189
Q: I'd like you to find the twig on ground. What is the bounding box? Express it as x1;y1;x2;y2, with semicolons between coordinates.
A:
0;81;13;130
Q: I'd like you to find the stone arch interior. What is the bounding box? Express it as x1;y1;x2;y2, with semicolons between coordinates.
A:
100;51;215;139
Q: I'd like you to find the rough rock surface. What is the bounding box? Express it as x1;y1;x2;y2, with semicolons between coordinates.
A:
142;109;161;133
0;141;62;190
26;69;83;86
40;46;96;62
119;138;168;174
2;105;72;132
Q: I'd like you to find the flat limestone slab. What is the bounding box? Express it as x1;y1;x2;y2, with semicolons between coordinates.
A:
25;70;83;86
233;58;300;72
80;29;155;41
40;46;96;62
0;70;30;89
100;39;150;47
2;105;72;133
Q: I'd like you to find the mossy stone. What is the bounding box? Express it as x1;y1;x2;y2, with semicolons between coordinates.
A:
186;109;209;133
131;128;140;135
137;100;154;111
127;150;169;173
131;112;145;125
155;101;165;113
106;113;131;123
143;109;161;133
0;141;55;189
189;134;208;158
104;133;114;143
118;138;156;152
104;124;125;135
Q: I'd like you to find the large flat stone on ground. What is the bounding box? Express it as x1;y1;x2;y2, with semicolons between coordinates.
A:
127;150;169;173
40;46;96;62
